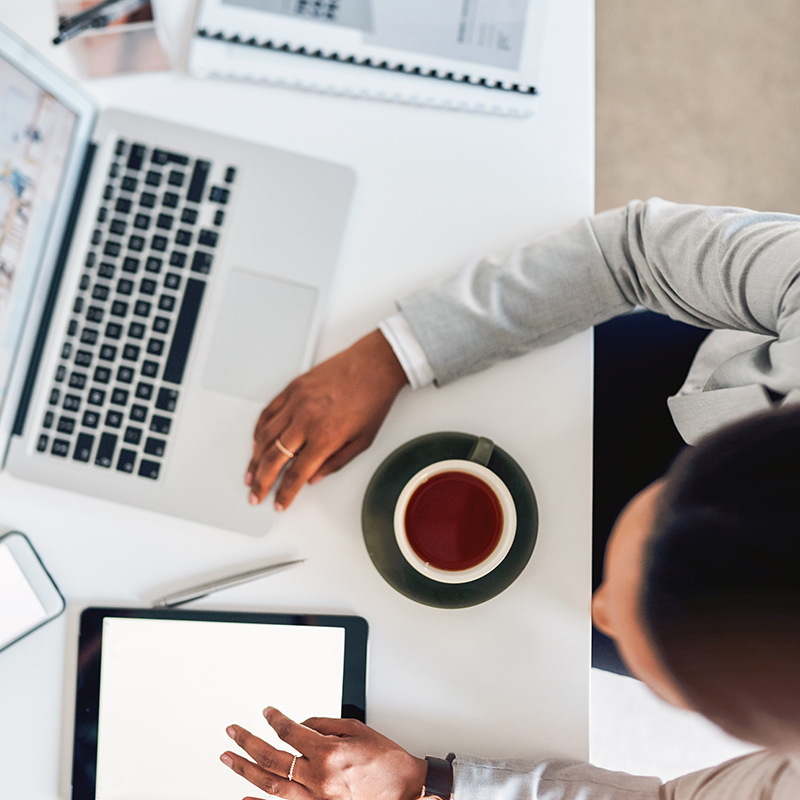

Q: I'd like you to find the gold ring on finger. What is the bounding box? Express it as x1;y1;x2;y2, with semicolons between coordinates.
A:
274;438;296;458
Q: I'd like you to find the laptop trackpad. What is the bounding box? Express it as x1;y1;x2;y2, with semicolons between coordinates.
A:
203;269;317;403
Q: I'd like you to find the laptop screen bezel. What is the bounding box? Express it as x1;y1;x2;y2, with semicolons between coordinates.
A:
0;23;97;458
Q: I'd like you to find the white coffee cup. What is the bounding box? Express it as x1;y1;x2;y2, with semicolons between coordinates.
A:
393;438;516;584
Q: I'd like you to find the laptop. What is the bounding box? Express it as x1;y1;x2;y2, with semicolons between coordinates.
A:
0;24;355;536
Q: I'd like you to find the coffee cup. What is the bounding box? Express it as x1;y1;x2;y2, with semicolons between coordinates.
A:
393;437;516;584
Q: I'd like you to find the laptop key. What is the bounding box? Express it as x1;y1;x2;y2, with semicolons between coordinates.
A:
105;410;123;428
94;366;111;384
88;389;106;406
122;257;139;273
130;404;148;422
111;388;129;405
138;459;161;480
145;256;162;273
144;437;166;457
82;410;100;428
105;322;123;339
124;426;142;445
57;416;75;434
75;350;92;367
95;432;117;467
117;366;134;383
127;144;146;171
163;279;205;385
140;192;157;208
175;229;192;247
167;170;185;187
115;197;132;213
121;176;138;193
141;360;159;378
135;382;154;400
150;415;171;435
37;434;48;452
52;439;70;457
73;433;94;463
55;364;66;382
117;449;137;473
181;207;198;225
155;387;179;412
162;192;179;208
43;411;54;429
63;394;81;412
190;251;213;274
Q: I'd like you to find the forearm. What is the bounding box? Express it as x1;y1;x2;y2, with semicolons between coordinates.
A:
452;749;794;800
397;199;800;394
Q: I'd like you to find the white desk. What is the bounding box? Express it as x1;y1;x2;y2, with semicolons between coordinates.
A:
0;1;595;797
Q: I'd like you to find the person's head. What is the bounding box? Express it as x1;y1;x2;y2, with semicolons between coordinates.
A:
592;406;800;750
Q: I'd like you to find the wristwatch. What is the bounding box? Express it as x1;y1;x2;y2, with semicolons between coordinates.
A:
420;754;456;800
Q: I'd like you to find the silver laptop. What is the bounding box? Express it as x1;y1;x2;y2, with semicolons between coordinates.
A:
0;25;355;536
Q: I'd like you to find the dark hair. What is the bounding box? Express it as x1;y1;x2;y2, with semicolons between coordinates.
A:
643;406;800;747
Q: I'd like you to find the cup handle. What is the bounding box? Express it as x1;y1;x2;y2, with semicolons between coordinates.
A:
468;436;494;467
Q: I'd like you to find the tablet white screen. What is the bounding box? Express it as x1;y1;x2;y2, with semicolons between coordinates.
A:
94;617;345;800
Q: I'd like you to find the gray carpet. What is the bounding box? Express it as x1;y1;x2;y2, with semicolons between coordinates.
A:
596;0;800;214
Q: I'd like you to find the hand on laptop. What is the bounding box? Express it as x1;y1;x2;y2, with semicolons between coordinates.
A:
221;707;427;800
246;330;408;510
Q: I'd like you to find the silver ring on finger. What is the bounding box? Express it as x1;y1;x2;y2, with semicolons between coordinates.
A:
274;437;296;458
288;754;298;782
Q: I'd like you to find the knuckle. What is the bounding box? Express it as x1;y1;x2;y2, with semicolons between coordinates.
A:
273;719;292;741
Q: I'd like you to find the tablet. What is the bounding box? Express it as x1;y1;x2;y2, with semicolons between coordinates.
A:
72;607;368;800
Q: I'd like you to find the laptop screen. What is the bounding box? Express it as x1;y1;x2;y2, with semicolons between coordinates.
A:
0;53;77;411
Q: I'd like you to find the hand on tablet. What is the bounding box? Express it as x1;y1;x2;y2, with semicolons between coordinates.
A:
221;707;427;800
246;330;408;511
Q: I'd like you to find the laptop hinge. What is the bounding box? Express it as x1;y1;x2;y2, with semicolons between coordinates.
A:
12;141;97;437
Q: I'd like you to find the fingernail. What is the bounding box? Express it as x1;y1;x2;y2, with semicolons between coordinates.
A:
310;474;322;485
245;472;252;486
227;726;236;738
221;753;233;767
274;502;284;512
249;493;259;505
263;706;274;717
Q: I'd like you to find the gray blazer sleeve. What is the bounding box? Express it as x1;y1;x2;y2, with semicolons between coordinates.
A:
452;750;799;800
397;199;800;408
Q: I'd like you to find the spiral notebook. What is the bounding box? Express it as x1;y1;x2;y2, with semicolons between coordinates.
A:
189;0;548;117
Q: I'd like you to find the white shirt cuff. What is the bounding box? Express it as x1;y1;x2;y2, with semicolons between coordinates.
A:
379;313;435;391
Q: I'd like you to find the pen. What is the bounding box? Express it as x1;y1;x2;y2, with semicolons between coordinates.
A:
53;0;150;45
152;558;307;608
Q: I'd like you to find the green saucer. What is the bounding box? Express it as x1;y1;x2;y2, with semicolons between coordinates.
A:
362;432;538;608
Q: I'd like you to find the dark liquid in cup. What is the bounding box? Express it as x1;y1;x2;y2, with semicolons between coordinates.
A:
404;471;503;571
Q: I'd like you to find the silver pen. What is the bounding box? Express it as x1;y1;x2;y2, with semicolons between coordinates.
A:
152;558;306;608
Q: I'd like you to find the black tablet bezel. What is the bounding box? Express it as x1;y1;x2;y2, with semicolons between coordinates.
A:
71;607;368;800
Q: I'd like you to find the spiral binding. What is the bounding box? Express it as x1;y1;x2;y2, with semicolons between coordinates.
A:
196;28;538;95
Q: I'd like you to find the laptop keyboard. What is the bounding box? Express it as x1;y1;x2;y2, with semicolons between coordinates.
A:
35;138;236;481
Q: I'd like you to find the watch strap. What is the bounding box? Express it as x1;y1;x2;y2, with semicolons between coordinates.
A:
421;754;455;800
